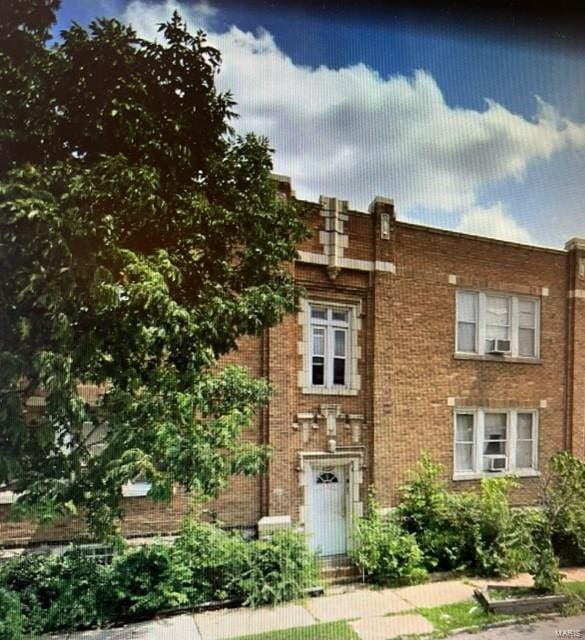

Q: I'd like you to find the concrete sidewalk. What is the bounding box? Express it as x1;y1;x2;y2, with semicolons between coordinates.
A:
54;567;585;640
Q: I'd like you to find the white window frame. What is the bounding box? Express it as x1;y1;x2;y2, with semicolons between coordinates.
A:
453;408;539;480
456;290;540;359
309;304;350;389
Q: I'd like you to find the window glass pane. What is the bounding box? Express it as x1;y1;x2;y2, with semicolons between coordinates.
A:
332;310;348;323
311;307;327;320
486;326;509;340
516;441;533;468
519;300;536;328
333;358;345;385
457;322;476;352
457;292;478;322
456;443;473;471
517;413;533;439
518;328;535;357
82;421;108;456
312;328;325;356
486;296;510;340
312;357;324;385
485;412;507;432
483;439;506;455
456;414;474;441
486;296;510;322
334;329;346;357
484;413;507;455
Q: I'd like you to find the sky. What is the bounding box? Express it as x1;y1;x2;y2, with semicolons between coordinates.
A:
54;0;585;248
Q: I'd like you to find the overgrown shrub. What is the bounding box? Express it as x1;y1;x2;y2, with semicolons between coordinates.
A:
233;529;319;607
351;491;427;586
105;542;190;617
471;478;534;577
174;519;245;603
527;451;585;592
544;451;585;564
396;455;536;577
396;454;475;571
0;588;24;640
0;549;108;633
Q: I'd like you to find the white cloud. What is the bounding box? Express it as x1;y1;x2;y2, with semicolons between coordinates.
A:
457;203;534;245
123;1;217;39
121;2;585;245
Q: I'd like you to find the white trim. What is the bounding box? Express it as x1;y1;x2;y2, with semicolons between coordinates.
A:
453;408;539;479
297;251;395;274
299;299;362;395
299;452;363;556
122;481;152;498
455;290;540;359
569;289;585;299
0;491;18;504
565;238;585;251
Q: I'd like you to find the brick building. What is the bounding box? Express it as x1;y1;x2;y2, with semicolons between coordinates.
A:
3;174;585;557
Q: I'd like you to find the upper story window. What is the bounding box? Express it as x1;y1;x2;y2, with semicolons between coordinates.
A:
456;291;539;358
310;305;350;388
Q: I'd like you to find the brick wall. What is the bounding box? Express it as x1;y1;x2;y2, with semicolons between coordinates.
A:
3;183;583;546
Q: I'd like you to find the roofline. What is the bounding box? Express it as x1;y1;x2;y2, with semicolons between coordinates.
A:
295;194;566;254
395;220;566;255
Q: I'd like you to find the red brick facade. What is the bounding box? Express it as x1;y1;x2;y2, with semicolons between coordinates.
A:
2;177;585;553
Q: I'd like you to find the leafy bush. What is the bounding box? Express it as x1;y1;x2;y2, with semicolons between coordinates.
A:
396;454;474;571
0;549;108;633
527;451;585;592
174;519;245;603
471;478;534;577
233;529;319;607
531;518;561;593
543;452;585;564
396;455;536;577
351;491;427;586
0;588;24;640
105;542;190;617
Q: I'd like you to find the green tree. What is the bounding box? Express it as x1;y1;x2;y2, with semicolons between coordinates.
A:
0;2;307;539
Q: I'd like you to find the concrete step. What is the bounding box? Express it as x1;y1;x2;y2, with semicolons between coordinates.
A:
320;562;361;584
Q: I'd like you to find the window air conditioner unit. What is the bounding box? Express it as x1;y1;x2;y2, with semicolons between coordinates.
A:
486;338;511;354
486;455;507;472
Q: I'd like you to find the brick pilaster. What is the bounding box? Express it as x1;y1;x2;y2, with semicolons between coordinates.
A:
565;238;585;458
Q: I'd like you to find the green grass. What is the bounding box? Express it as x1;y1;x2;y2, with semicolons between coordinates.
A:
229;620;360;640
559;580;585;616
417;599;512;637
561;580;585;600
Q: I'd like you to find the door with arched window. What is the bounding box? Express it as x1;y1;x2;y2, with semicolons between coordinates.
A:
308;465;348;556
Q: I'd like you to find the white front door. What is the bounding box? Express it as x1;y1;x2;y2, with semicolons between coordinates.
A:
309;465;348;556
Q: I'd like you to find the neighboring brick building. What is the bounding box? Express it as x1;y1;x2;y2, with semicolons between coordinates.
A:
3;174;585;557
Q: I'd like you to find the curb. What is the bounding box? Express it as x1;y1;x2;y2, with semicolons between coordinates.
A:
448;611;561;636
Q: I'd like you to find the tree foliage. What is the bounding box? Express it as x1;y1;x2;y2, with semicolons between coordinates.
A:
0;1;307;538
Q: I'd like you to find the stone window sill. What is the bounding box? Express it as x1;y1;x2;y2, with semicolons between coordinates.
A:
453;469;541;481
301;387;358;396
454;353;542;365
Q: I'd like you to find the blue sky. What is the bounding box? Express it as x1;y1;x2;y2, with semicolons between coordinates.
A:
55;0;585;248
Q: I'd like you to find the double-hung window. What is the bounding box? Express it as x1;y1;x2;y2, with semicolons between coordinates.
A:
310;305;350;388
454;409;538;477
456;291;539;358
